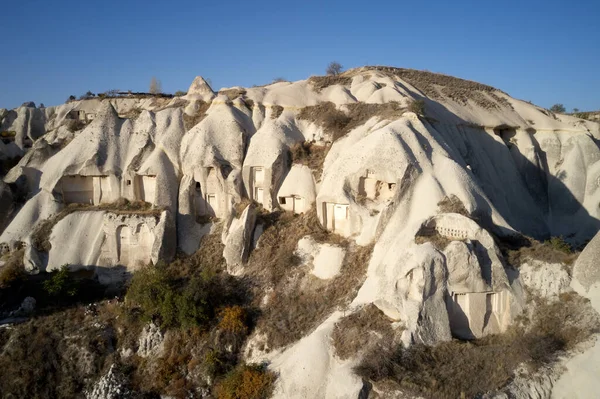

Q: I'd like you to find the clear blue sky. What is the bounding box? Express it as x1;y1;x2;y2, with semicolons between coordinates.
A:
1;0;599;111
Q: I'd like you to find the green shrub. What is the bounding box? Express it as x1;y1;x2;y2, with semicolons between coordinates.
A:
43;265;77;298
125;265;211;328
125;260;248;330
550;103;566;113
546;236;572;254
174;90;187;96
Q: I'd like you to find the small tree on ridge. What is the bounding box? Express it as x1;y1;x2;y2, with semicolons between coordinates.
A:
326;61;343;76
149;77;162;94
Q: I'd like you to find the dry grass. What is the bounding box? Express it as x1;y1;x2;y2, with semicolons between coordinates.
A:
414;233;453;251
500;235;578;271
270;105;284;119
65;119;86;132
245;210;327;286
332;304;394;360
0;305;116;398
220;88;247;101
31;199;159;252
248;209;373;349
354;66;513;110
407;99;426;116
244;98;255;109
0;248;25;288
183;100;211;131
214;364;276;399
437;194;470;217
297;101;405;142
308;75;353;92
356;292;598;399
234;198;254;218
289;141;329;181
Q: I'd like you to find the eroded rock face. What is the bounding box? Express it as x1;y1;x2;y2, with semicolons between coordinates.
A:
520;260;571;298
223;204;257;275
443;240;489;293
137;323;165;358
41;210;174;278
86;364;131;399
573;230;600;292
295;236;345;280
371;244;452;345
1;68;600;398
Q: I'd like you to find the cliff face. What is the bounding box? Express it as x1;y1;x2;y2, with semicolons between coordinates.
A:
1;67;600;398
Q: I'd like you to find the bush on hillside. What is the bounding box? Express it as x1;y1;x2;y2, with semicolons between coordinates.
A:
125;265;211;328
214;364;276;399
407;99;426;116
0;249;26;288
43;265;77;298
288;141;329;180
126;257;250;330
550;103;566;113
501;235;577;269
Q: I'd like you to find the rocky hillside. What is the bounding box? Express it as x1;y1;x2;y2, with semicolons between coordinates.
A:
1;66;600;398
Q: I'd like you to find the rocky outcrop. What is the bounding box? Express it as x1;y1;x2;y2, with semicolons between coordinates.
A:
86;364;131;399
520;260;571;298
1;67;600;398
295;236;345;279
572;230;600;292
223;204;257;275
137;322;165;358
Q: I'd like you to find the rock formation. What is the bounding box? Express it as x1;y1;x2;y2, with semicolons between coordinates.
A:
1;66;600;398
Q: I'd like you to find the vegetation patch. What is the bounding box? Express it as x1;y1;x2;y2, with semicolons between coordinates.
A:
125;261;249;330
220;88;247;101
214;363;276;399
332;304;394;360
308;74;353;92
356;292;598;399
65;119;86;132
0;239;264;398
0;306;116;398
0;248;26;288
248;210;373;349
500;235;577;270
288;141;329;181
414;232;453;251
297;101;405;141
43;265;78;298
270;105;284;119
0;130;17;138
407;99;426;116
183;100;211;131
348;66;513;110
437;194;470;217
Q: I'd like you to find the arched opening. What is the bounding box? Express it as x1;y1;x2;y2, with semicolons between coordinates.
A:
493;125;517;145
